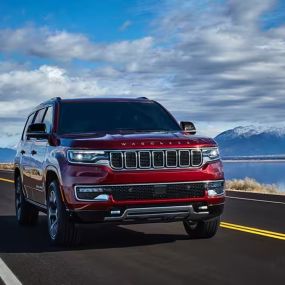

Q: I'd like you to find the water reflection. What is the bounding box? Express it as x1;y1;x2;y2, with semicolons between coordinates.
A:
223;161;285;191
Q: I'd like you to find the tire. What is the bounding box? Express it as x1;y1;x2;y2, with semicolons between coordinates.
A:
15;175;39;225
47;180;80;246
183;217;220;239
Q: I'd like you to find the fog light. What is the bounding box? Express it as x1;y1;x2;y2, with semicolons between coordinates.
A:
77;187;104;193
75;186;109;201
207;181;224;197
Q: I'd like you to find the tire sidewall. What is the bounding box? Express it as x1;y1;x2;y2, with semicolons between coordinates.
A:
15;175;24;222
47;180;64;243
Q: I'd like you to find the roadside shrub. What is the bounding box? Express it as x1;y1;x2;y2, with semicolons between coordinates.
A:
225;177;282;195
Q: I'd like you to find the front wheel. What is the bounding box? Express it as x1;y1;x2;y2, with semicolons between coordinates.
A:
15;175;39;225
47;180;80;246
183;217;220;239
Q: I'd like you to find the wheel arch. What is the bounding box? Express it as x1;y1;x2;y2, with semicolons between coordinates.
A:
45;166;66;204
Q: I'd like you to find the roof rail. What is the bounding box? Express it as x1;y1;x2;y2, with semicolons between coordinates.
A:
137;97;149;100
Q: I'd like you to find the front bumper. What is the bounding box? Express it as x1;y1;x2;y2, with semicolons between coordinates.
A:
68;203;224;224
60;160;224;211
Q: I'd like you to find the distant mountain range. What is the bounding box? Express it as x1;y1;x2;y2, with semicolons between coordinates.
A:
0;126;284;162
0;148;16;163
215;126;285;157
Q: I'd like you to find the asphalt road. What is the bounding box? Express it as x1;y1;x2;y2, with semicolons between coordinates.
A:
0;170;284;285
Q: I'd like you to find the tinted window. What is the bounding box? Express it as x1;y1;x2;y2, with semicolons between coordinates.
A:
42;107;53;133
34;108;46;124
22;113;35;140
58;101;180;134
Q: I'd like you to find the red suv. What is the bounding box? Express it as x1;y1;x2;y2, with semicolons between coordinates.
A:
14;97;224;245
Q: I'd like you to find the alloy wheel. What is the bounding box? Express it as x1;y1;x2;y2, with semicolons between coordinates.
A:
48;189;59;240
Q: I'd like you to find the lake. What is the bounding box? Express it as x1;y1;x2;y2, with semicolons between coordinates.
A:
223;161;285;191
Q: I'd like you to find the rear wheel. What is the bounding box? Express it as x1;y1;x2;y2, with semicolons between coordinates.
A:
183;217;220;239
15;175;39;225
47;180;80;246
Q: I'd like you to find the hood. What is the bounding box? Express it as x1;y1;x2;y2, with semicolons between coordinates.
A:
58;131;216;149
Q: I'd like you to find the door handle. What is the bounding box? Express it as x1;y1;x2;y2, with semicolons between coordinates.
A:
31;150;37;155
20;150;25;155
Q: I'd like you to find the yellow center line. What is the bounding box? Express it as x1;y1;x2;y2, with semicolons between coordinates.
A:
0;178;14;183
221;222;285;240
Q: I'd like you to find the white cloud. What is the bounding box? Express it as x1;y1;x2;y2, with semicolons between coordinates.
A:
1;0;285;147
0;26;154;62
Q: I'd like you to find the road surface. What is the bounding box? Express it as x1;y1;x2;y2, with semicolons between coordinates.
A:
0;170;284;285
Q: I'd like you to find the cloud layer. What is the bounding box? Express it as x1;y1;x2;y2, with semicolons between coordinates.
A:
0;0;285;146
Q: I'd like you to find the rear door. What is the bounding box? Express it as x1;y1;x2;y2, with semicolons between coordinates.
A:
20;112;36;199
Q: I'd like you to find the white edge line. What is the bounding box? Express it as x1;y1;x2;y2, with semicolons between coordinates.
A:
226;195;285;205
0;258;22;285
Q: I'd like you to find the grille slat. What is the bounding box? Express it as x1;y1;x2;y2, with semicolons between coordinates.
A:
110;152;123;169
110;149;203;170
139;151;151;168
179;150;190;167
191;150;203;166
125;152;137;168
166;150;177;167
105;183;206;201
153;151;164;168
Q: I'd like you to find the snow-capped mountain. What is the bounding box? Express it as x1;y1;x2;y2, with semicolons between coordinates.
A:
215;126;285;157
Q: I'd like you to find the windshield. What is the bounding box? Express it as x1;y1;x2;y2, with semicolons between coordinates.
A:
58;101;181;134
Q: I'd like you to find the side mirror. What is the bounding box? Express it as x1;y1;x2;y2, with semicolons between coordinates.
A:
180;121;196;135
27;123;49;139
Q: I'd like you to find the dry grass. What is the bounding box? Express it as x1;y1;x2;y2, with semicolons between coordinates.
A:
0;163;14;171
226;177;283;195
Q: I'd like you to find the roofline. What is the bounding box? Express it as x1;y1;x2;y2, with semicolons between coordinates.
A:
31;96;153;112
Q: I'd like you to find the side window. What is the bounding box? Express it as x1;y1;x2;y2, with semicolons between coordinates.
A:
21;113;35;140
42;107;53;133
33;108;46;124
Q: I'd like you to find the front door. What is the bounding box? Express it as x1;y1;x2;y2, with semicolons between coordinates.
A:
30;139;48;204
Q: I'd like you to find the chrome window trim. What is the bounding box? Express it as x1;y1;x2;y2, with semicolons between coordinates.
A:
110;152;123;169
179;150;190;167
165;150;177;168
152;150;165;168
124;151;138;169
138;151;151;168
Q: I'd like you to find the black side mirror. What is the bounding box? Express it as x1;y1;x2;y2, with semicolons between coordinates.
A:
180;121;196;135
27;123;49;139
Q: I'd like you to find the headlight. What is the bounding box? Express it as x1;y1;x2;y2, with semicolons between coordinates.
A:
67;150;109;164
202;147;220;162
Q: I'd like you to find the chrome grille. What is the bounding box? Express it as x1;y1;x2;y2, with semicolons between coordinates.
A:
110;149;203;170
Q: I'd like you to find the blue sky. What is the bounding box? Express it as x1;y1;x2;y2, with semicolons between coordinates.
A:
0;0;153;42
0;0;285;147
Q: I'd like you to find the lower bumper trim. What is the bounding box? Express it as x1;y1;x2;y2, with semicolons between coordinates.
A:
70;203;224;224
104;205;209;221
